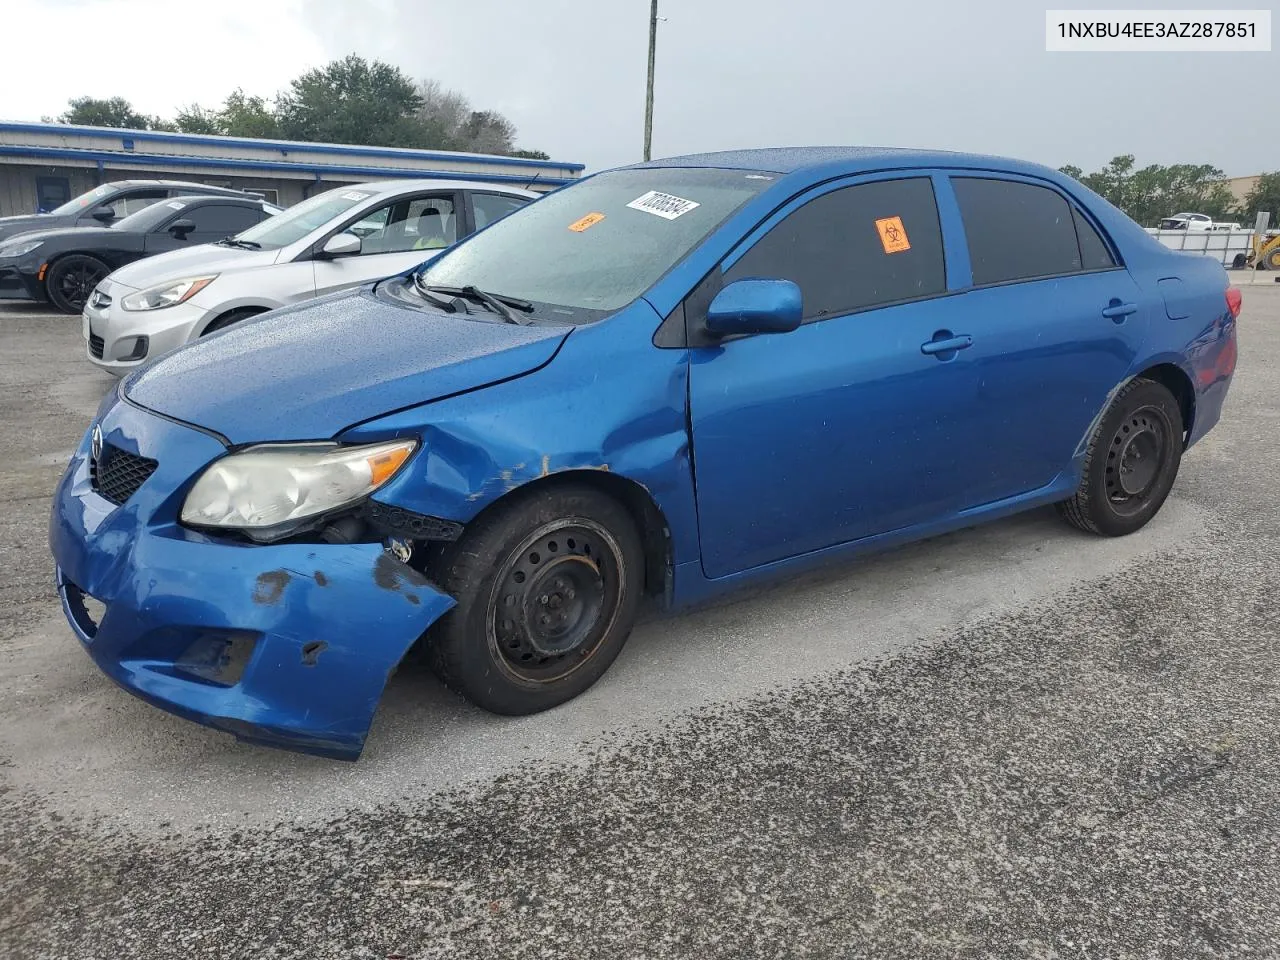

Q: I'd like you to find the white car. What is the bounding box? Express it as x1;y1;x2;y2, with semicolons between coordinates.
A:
83;179;536;376
1157;212;1215;231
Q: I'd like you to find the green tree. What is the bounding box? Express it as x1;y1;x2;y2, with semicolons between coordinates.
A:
50;96;153;129
511;149;551;160
218;90;280;139
276;55;424;146
1240;172;1280;223
1060;155;1235;226
173;104;223;135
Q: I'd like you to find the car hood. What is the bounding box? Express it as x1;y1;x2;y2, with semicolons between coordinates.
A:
124;290;572;444
2;225;118;246
106;243;276;290
0;214;63;242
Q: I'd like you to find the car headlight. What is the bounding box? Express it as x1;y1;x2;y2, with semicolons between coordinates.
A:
0;239;42;258
121;275;217;311
181;440;417;533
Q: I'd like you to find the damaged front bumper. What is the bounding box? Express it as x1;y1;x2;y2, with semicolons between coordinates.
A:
48;398;454;760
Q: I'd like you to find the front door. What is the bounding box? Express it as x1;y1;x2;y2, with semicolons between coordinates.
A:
688;175;983;580
312;193;460;298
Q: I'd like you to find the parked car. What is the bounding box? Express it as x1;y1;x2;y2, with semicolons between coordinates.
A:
0;179;254;244
1156;212;1228;231
0;195;280;314
83;179;535;375
50;147;1239;760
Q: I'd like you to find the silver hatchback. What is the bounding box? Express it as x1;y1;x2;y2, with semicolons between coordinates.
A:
84;179;536;375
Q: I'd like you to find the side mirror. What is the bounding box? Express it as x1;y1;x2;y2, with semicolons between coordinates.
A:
168;218;196;240
705;278;802;337
90;206;116;223
320;232;362;258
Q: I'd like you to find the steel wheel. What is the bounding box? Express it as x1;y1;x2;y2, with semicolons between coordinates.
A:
485;518;626;684
1103;405;1172;517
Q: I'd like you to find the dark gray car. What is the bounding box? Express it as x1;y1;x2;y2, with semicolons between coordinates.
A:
0;180;252;244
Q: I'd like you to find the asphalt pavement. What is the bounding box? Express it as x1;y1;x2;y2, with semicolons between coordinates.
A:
1;282;1278;959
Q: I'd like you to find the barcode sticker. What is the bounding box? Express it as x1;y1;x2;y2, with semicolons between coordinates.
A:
626;191;700;220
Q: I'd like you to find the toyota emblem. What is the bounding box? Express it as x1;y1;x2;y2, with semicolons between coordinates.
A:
91;424;103;463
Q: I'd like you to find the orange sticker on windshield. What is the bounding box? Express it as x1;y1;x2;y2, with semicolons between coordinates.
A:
569;212;606;232
875;216;910;254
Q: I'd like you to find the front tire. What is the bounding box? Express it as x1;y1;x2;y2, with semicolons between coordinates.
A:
46;254;109;314
427;484;644;715
1056;377;1183;537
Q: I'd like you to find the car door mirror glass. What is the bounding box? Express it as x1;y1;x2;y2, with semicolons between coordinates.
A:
168;218;196;239
322;232;362;257
705;278;803;337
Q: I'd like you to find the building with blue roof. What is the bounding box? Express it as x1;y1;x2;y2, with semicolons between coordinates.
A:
0;121;584;214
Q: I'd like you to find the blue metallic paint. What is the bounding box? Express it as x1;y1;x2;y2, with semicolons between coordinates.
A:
50;147;1237;758
704;278;802;336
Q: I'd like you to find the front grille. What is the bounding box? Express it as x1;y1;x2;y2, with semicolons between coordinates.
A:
91;444;158;505
88;333;105;358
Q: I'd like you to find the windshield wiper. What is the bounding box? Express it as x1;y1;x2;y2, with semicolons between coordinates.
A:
216;237;261;249
423;285;534;325
412;273;469;314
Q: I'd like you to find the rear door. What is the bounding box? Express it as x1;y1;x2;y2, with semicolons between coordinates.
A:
311;192;461;298
941;174;1148;506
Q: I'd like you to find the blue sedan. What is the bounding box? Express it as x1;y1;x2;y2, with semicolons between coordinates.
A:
50;147;1239;759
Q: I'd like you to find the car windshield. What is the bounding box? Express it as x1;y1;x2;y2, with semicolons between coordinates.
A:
48;184;117;217
415;167;775;319
229;187;380;250
112;198;196;232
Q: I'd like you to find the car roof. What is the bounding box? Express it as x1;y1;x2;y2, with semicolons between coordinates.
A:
329;178;539;198
628;146;1062;180
165;194;265;206
106;179;245;194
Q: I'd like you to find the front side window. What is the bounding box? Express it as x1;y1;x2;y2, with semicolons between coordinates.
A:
417;167;773;320
181;203;264;236
954;177;1084;285
356;196;457;254
724;177;946;320
233;187;380;251
106;189;167;219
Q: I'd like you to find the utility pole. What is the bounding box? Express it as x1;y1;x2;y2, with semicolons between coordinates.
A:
643;0;658;161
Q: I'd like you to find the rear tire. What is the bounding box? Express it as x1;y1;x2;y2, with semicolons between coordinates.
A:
427;484;644;715
1056;377;1183;537
46;254;109;315
1265;247;1280;271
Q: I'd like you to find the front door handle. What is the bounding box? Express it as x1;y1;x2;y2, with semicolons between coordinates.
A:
920;333;974;356
1102;300;1138;322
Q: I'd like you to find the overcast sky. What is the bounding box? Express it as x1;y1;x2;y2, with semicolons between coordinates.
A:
3;0;1276;176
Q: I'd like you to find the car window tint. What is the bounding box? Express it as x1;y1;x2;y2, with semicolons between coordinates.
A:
357;196;457;255
724;177;946;320
1072;206;1116;270
954;177;1082;285
182;203;264;235
472;193;528;230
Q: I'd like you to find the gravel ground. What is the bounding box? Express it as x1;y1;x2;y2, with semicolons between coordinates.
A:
1;284;1278;959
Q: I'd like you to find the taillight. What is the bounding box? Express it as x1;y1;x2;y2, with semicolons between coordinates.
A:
1226;286;1242;319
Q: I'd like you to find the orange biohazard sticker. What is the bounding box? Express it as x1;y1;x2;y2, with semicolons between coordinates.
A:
875;216;911;254
568;212;606;232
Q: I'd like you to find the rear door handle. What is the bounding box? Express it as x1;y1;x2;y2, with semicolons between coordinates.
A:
920;334;973;355
1102;301;1138;321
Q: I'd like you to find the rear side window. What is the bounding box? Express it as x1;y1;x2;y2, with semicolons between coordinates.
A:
472;192;529;230
1073;206;1116;270
724;177;946;320
954;178;1083;285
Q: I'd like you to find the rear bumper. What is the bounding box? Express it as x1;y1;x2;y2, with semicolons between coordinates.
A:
48;400;454;759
